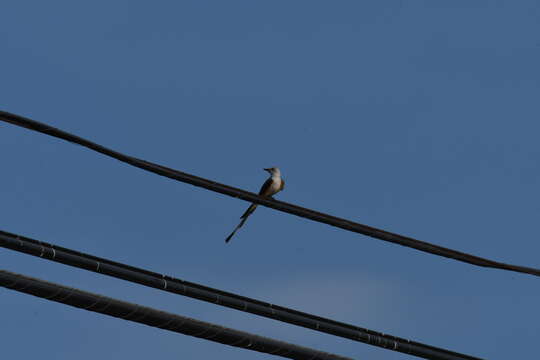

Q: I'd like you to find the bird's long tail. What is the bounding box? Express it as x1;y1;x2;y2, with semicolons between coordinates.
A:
225;204;258;243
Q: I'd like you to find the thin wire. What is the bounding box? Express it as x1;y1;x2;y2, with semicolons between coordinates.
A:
0;230;483;360
0;269;352;360
0;110;538;277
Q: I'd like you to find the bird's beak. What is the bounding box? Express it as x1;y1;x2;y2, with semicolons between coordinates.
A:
263;168;271;172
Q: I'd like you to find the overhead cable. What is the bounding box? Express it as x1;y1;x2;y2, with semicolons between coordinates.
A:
0;269;352;360
0;230;483;360
1;110;538;278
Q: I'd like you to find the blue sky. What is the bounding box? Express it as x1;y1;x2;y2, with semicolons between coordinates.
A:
2;1;540;359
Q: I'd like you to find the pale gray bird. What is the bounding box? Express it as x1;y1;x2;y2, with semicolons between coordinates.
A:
225;167;285;243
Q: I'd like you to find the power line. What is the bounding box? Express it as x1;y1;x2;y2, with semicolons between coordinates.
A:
0;269;352;360
1;110;538;277
0;230;483;360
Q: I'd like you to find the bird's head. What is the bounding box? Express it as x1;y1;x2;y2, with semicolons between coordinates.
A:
264;167;281;177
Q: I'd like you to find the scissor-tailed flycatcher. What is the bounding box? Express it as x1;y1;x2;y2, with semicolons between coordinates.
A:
225;167;285;243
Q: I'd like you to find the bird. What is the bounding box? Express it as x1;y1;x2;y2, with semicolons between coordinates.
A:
225;167;285;243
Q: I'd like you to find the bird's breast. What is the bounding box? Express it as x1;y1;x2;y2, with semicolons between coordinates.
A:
269;177;283;195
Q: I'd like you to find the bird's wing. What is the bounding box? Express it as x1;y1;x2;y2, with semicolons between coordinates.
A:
258;177;274;196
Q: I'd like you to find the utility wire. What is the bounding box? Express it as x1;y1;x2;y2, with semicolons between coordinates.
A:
1;110;538;277
0;269;352;360
0;230;483;360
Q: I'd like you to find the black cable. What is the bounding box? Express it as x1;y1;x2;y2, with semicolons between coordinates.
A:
1;110;538;277
0;269;352;360
0;230;483;360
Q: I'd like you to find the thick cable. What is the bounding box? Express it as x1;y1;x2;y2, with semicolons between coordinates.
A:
0;230;483;360
0;269;352;360
1;110;537;277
